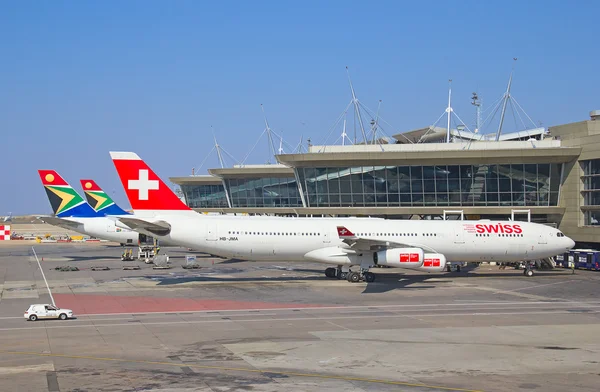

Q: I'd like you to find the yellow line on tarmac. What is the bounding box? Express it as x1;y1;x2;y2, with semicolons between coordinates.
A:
0;349;483;392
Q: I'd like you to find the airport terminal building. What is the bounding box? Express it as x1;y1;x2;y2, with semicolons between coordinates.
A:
170;112;600;248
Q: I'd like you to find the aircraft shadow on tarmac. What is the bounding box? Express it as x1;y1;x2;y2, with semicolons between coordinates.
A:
146;263;572;294
362;268;572;293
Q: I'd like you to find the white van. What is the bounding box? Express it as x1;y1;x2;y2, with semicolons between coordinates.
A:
24;304;74;321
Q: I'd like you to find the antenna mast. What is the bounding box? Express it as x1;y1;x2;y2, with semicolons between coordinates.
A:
346;66;368;143
446;79;453;143
495;58;517;141
471;92;481;132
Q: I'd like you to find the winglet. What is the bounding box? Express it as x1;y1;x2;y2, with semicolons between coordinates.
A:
337;226;356;238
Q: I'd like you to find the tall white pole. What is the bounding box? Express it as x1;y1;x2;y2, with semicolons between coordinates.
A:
31;247;55;306
496;58;517;141
212;127;225;168
446;79;452;143
278;134;284;154
346;66;367;143
261;104;277;161
373;99;382;144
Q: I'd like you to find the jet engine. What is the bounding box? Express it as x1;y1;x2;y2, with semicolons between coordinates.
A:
373;248;424;268
417;253;447;272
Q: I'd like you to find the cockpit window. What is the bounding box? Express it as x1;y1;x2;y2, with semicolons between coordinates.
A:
557;232;565;237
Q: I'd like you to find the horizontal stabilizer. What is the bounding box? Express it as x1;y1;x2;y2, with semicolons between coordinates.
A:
117;217;171;236
37;216;82;230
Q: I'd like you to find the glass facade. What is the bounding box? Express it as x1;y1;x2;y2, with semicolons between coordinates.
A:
296;164;562;207
224;177;302;208
585;211;600;226
180;184;229;208
582;159;600;206
581;159;600;226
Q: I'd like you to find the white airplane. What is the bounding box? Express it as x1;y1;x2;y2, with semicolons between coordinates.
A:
109;151;575;282
37;170;139;245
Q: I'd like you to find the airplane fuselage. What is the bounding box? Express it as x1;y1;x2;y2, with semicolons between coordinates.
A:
61;217;139;245
139;214;574;265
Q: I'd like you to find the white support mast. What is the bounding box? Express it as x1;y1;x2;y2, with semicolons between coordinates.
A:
446;79;453;143
212;127;225;169
278;134;284;155
346;66;367;144
495;58;517;141
261;104;277;162
371;99;382;144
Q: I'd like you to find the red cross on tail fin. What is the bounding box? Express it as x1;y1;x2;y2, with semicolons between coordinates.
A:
336;226;356;238
109;152;190;212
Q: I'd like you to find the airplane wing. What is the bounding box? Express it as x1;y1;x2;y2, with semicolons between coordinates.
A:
37;216;82;230
336;226;439;253
116;217;171;236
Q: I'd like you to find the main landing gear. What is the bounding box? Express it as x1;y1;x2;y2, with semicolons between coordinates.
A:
523;262;535;277
324;267;375;283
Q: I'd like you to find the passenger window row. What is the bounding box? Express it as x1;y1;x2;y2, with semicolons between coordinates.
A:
356;233;422;237
476;233;523;237
228;231;321;236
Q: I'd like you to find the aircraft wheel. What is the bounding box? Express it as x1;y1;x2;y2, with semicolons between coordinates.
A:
338;271;347;280
348;272;361;283
364;272;376;283
525;269;534;277
324;268;336;278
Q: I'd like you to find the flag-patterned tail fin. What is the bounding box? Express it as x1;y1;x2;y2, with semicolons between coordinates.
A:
38;170;100;217
80;179;130;216
109;152;191;212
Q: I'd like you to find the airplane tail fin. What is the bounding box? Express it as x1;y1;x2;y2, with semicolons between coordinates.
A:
336;226;357;239
109;152;192;213
38;170;100;218
80;179;130;215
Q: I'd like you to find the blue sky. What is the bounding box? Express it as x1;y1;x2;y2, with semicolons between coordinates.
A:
1;1;598;214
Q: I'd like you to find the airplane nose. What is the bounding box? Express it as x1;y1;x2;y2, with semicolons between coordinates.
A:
566;237;575;249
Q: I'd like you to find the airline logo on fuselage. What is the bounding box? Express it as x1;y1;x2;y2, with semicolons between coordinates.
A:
400;253;420;262
423;258;441;267
467;223;523;234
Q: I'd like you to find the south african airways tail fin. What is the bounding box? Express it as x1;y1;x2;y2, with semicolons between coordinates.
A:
80;179;131;216
38;170;102;218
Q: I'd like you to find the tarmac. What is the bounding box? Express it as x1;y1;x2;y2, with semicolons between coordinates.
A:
0;241;599;391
